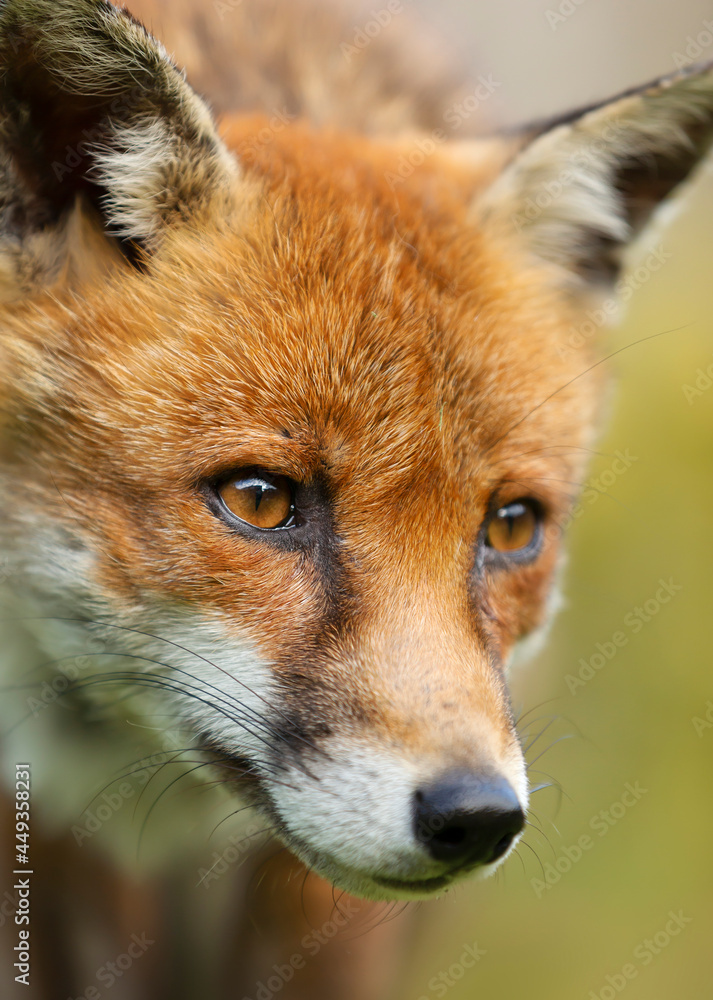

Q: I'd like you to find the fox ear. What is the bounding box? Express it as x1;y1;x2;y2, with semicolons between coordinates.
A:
0;0;237;296
474;64;713;291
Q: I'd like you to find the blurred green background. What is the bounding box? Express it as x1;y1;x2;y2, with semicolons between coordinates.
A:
399;2;713;998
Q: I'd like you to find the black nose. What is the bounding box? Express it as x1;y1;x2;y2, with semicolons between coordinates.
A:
414;772;525;866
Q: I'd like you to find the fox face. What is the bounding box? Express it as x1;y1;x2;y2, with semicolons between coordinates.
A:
0;0;711;900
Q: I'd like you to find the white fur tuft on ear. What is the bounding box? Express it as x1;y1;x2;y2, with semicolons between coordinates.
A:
91;115;238;244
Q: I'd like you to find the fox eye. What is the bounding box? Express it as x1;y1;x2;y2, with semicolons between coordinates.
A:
217;471;295;529
486;499;540;554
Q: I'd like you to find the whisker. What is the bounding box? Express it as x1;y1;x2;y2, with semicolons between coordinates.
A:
246;844;291;900
523;717;558;754
484;323;692;454
527;734;574;769
514;698;562;727
510;846;527;877
208;803;269;842
72;672;290;764
81;750;215;815
299;864;311;927
525;819;555;858
518;713;561;739
196;826;274;887
8;616;327;759
133;759;286;859
11;648;307;756
517;838;545;880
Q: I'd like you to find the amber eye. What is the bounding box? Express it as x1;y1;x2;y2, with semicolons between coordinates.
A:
217;471;294;529
486;500;539;554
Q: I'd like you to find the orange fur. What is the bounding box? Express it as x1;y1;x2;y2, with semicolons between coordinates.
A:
1;0;712;939
1;119;599;760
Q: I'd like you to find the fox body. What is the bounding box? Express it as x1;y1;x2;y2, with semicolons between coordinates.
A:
0;0;712;909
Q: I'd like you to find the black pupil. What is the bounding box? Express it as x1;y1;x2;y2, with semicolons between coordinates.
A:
243;479;272;512
499;502;526;536
250;479;275;510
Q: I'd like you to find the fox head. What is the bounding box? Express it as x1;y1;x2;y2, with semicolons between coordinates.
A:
0;0;711;899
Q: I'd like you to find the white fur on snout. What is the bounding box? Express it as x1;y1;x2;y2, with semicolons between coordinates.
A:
269;739;528;899
274;745;423;873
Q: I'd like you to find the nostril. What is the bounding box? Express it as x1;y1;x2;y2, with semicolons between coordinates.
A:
490;832;515;862
414;771;524;867
430;823;467;850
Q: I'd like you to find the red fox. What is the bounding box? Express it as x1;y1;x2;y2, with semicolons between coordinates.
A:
0;0;711;995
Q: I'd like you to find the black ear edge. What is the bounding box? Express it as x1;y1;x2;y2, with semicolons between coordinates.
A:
499;59;713;143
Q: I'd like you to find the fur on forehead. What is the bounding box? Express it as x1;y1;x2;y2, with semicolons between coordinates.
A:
1;133;599;509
